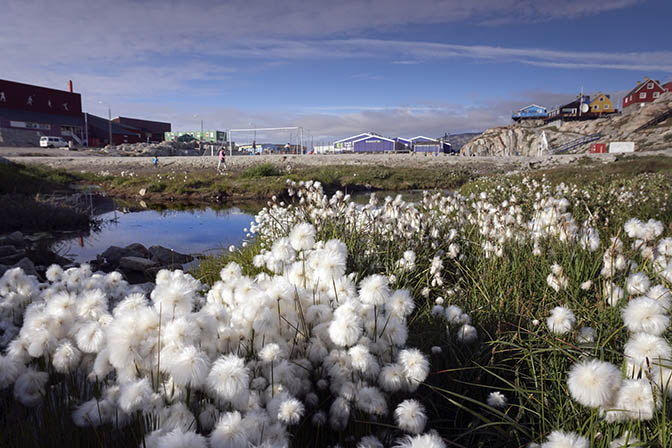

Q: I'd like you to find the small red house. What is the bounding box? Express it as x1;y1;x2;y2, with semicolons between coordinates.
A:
622;77;666;111
664;80;672;93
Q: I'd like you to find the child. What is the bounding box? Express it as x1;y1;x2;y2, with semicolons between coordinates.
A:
218;148;227;171
153;156;159;168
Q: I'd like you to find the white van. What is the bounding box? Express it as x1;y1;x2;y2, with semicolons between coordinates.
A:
40;136;69;148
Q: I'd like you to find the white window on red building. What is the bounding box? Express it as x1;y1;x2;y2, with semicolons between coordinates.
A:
653;92;660;98
647;83;654;89
640;92;647;99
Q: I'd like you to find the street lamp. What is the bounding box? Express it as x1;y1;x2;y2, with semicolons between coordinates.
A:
98;101;112;146
193;114;204;153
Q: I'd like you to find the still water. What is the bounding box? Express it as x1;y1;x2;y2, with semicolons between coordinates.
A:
54;190;445;263
55;206;259;263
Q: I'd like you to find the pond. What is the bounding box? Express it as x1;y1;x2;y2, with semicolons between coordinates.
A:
54;205;261;263
52;190;447;264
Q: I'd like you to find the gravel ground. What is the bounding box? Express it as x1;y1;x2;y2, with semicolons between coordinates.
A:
3;146;671;176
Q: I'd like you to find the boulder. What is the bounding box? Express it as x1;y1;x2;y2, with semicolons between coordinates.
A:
0;231;25;247
12;257;38;278
148;246;193;265
119;256;159;272
0;250;27;265
0;245;16;257
99;245;145;266
125;243;150;257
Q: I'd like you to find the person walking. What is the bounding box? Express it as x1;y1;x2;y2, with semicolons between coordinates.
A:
217;147;227;172
153;155;159;168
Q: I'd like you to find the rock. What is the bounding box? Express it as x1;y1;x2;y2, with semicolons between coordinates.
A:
0;264;7;277
125;243;150;257
12;257;38;277
148;245;193;265
7;231;24;245
0;231;25;247
0;245;16;257
99;245;147;267
139;188;147;196
0;250;27;265
119;256;159;272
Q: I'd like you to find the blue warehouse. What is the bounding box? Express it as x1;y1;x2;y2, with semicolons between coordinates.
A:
353;135;396;152
411;136;441;153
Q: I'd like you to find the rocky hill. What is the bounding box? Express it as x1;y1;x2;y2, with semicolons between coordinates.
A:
461;92;672;156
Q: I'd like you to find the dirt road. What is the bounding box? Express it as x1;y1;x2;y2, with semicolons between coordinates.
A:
3;146;671;176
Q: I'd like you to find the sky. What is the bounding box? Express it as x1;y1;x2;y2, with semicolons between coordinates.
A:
2;0;672;144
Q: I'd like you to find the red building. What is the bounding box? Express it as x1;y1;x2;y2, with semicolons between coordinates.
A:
112;116;171;143
664;80;672;93
622;77;666;111
0;79;85;146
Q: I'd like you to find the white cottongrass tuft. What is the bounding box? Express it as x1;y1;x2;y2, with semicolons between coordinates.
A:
209;411;248;448
394;399;427;434
13;368;48;407
289;222;316;251
456;324;478;343
603;378;658;422
358;274;390;306
567;359;622;408
277;397;305;425
623;332;672;375
118;378;152;413
486;391;508;409
259;343;282;363
393;431;446;448
206;354;250;401
540;430;589;448
164;345;211;388
622;297;669;335
358;435;384;448
576;327;596;344
627;272;650;296
609;431;640;448
398;349;430;386
546;306;576;335
156;428;208;448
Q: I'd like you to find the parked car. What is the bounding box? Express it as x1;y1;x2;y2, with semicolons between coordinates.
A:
40;136;68;148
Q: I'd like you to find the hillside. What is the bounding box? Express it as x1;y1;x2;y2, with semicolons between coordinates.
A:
461;92;672;156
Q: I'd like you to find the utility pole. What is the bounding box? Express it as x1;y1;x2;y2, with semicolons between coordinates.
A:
108;106;112;146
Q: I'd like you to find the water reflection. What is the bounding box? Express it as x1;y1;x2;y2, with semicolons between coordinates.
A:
54;203;262;263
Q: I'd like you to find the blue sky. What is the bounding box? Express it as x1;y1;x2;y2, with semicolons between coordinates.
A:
2;0;671;143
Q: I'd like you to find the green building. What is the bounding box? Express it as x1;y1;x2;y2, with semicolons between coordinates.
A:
164;130;227;143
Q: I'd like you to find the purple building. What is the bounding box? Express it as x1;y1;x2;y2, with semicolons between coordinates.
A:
411;136;441;153
353;135;396;152
333;132;371;152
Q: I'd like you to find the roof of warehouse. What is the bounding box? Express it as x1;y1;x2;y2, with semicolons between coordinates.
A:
86;113;140;135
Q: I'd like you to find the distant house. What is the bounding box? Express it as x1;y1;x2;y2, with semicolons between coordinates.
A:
622;77;666;111
352;134;396;152
512;104;548;121
589;93;616;115
664;80;672;93
547;95;591;121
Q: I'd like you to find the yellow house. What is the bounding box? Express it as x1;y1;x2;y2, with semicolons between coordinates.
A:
589;93;615;114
